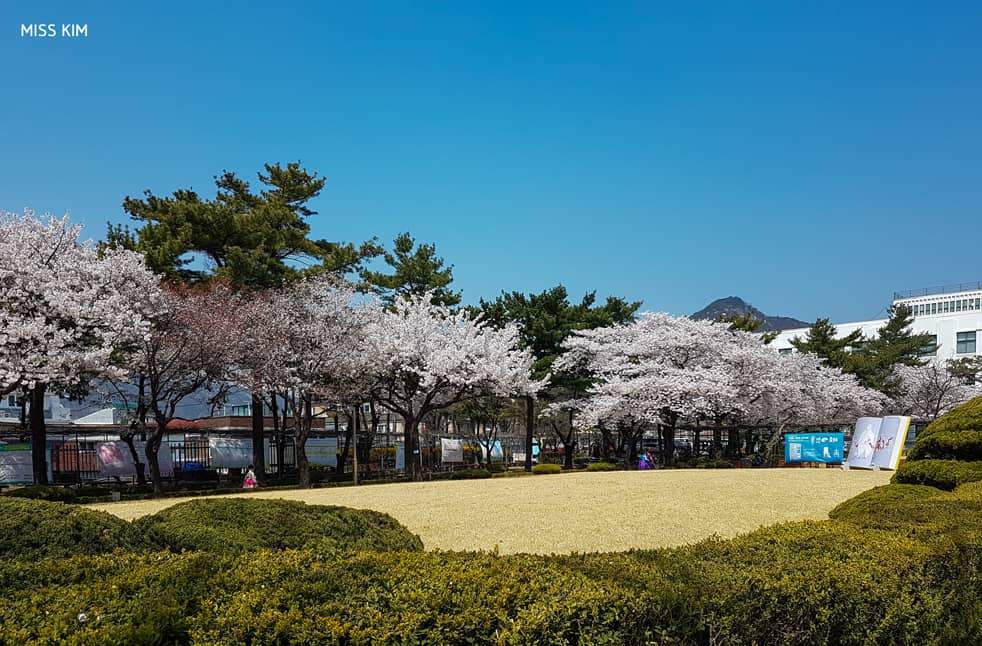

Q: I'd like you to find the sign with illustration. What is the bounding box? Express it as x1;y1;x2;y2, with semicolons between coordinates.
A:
847;417;883;468
97;441;173;477
871;416;912;470
784;432;845;463
0;443;44;484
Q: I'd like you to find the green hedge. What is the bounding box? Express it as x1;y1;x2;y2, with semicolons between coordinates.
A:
0;497;151;560
1;518;978;645
133;498;423;554
908;430;982;462
585;461;618;471
449;469;492;479
531;463;562;474
892;459;982;490
829;484;944;519
916;395;982;440
1;485;79;502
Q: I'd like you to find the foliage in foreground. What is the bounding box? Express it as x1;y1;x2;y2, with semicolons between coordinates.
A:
0;497;149;561
133;498;424;553
892;459;982;490
3;482;982;644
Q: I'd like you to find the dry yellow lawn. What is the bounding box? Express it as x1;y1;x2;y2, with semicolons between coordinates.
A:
90;469;890;555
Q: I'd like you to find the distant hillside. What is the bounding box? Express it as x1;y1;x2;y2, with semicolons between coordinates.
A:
690;296;809;332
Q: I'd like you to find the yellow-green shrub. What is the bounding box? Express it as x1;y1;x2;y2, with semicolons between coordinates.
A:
133;498;423;554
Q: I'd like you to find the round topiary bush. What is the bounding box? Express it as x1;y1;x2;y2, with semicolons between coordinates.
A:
531;463;562;475
908;396;982;461
0;497;150;560
828;483;945;521
585;462;618;472
133;498;423;554
892;459;982;491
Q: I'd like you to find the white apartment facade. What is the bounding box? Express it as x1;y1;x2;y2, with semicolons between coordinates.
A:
773;282;982;363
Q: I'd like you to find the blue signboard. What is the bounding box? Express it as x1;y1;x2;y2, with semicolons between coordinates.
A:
784;432;845;463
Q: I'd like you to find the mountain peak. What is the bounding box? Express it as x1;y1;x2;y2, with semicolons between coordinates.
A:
690;297;809;332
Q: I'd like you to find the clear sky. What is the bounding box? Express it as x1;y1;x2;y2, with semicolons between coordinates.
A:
2;1;980;324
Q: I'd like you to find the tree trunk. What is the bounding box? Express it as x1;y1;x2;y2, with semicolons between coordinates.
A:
120;433;146;486
29;383;48;485
352;405;360;485
251;392;266;484
405;415;422;480
660;424;676;467
627;431;641;469
297;396;313;488
524;395;535;472
145;425;166;496
712;427;722;459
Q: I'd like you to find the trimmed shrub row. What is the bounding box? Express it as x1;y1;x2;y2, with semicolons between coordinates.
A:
1;511;979;645
892;459;982;491
133;498;424;554
0;497;423;560
531;463;562;474
585;461;618;471
449;469;492;479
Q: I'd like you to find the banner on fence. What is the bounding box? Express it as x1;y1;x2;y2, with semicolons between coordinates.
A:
395;442;405;470
784;432;844;463
482;440;504;462
441;438;464;463
0;442;44;484
306;437;338;467
209;437;253;469
97;441;173;477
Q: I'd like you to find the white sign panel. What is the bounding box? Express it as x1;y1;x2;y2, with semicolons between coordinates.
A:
306;437;338;467
209;437;253;468
441;438;464;463
847;417;882;469
872;416;911;470
0;443;36;484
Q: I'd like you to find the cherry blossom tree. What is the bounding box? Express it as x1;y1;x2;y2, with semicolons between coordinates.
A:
0;211;161;484
892;362;981;423
559;311;883;466
237;276;378;488
109;283;241;494
366;294;540;479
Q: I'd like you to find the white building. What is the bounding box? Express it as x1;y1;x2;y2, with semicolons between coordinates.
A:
773;282;982;363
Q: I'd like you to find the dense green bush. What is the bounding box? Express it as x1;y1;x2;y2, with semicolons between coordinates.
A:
2;517;979;645
829;483;944;519
907;395;982;461
892;459;982;490
907;430;982;461
585;461;618;471
916;395;982;439
133;498;423;554
1;485;78;502
0;497;151;560
531;463;562;474
449;468;491;479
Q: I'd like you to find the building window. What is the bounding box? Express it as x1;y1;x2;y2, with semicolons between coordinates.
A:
919;335;938;356
956;300;962;312
778;348;792;355
976;298;981;309
230;404;251;416
930;303;937;314
957;331;977;354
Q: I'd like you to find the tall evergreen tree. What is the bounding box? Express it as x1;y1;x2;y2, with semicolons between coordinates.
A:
852;304;931;394
476;287;641;469
108;162;380;479
360;232;461;307
790;318;863;371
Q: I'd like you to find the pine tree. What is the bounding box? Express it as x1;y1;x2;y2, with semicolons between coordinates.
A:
360;232;461;307
790;318;863;371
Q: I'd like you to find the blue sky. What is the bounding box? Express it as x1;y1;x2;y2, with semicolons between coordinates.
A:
2;1;980;324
